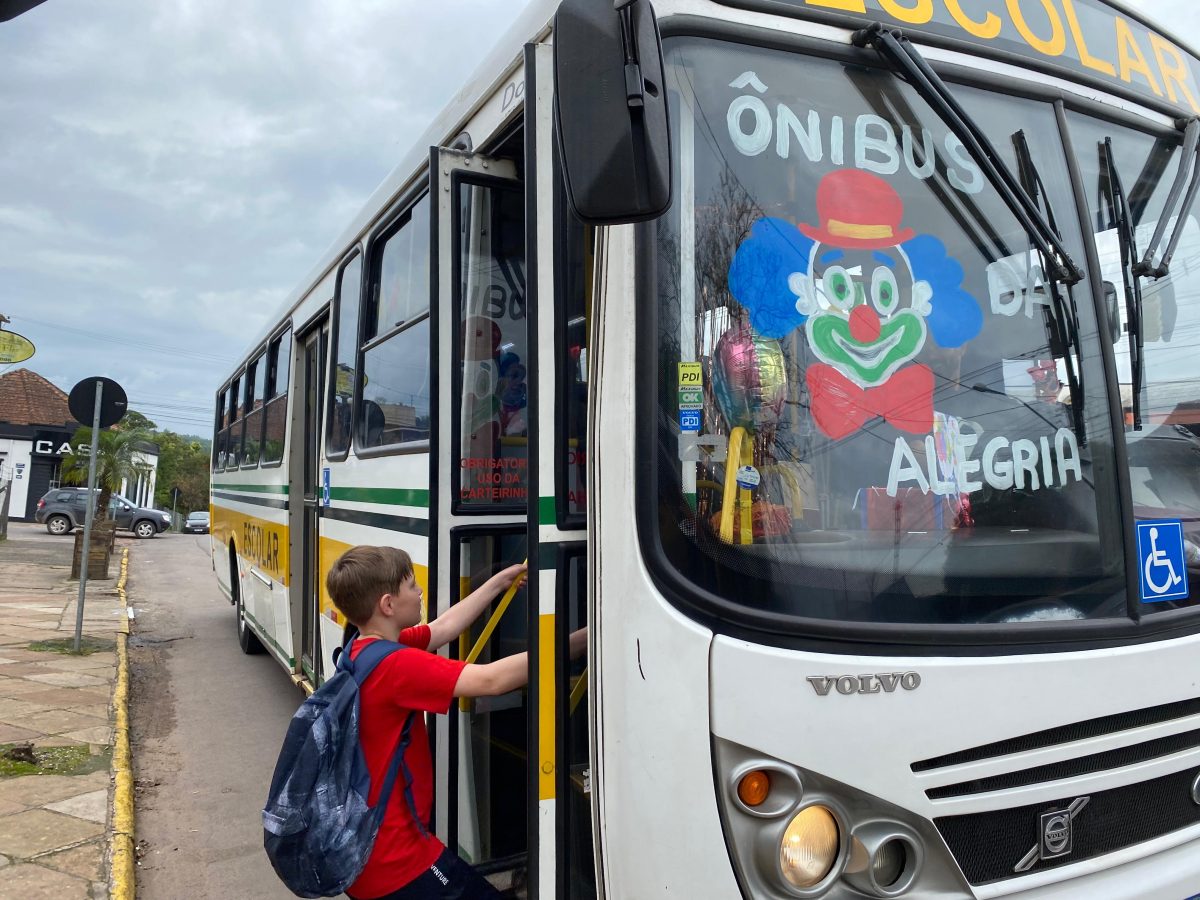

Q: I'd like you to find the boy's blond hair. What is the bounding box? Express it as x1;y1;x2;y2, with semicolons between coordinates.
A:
325;546;414;626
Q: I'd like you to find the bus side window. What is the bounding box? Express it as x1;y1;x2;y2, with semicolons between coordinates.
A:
213;386;228;471
262;328;291;465
359;193;432;450
328;253;362;458
227;373;242;468
242;351;266;468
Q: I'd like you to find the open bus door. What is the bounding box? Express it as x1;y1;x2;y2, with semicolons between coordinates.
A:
290;316;328;686
430;43;597;898
430;142;533;893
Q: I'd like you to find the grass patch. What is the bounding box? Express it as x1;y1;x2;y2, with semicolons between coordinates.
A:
0;743;111;778
28;636;115;656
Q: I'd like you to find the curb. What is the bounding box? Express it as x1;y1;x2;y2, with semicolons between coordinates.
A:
110;548;135;900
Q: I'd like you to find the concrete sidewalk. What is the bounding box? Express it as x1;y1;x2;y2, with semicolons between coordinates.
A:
0;528;131;900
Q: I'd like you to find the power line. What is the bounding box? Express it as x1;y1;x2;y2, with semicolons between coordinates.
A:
12;315;238;364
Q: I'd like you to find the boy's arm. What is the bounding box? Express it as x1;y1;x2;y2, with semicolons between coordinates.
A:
451;628;588;698
453;652;529;697
426;562;527;652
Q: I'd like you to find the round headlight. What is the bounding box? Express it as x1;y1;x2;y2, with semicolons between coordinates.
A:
779;805;839;888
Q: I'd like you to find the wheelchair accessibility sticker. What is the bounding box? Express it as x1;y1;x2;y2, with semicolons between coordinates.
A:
1136;519;1189;603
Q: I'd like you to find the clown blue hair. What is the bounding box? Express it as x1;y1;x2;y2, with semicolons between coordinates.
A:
727;216;983;348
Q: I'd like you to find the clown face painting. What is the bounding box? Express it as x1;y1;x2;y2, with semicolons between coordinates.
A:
728;169;983;440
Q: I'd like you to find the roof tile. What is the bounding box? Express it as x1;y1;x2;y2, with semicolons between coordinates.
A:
0;368;74;428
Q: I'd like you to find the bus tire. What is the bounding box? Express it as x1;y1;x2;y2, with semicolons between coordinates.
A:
232;552;264;655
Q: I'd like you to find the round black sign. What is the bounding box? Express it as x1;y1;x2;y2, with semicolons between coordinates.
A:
68;377;128;429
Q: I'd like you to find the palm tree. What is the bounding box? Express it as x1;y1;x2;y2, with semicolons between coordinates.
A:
60;426;153;527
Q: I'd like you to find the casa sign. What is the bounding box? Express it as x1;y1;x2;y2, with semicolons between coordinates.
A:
32;433;86;457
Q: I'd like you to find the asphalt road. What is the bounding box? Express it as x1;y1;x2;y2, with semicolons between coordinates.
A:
123;528;303;898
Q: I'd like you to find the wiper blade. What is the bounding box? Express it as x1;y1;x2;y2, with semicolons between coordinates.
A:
852;24;1084;286
1135;117;1200;278
1100;137;1145;429
1012;129;1086;447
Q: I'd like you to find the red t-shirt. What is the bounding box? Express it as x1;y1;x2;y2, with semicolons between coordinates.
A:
347;626;467;899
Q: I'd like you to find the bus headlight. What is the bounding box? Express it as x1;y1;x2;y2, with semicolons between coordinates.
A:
779;805;840;888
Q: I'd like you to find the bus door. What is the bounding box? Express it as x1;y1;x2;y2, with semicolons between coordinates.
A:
526;43;595;899
430;144;533;892
291;317;328;685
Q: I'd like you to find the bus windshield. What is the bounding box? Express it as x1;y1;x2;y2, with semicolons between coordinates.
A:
648;37;1130;628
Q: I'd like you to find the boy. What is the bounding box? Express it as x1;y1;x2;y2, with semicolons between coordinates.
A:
325;545;586;900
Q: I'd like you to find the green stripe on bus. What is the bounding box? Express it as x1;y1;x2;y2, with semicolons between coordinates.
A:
539;497;556;525
212;483;289;495
328;487;431;507
245;609;295;666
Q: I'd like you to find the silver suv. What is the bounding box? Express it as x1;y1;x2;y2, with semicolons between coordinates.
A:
35;488;171;539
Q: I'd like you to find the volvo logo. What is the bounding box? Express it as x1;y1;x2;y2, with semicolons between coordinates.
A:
806;672;921;696
1192;771;1200;806
1013;797;1090;873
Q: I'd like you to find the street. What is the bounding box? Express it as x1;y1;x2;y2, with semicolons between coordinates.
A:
124;528;302;898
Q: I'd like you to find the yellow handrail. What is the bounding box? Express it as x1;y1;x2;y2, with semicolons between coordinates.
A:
464;558;529;664
569;666;588;715
459;560;528;712
719;428;755;544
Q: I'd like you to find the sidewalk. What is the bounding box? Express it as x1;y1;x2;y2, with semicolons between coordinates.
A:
0;527;131;900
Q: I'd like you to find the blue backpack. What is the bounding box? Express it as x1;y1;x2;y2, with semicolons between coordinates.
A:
262;636;426;898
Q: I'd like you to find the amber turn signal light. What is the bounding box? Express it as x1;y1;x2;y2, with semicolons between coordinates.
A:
737;769;771;807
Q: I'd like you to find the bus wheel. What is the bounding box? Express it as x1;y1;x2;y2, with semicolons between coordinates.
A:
232;558;264;655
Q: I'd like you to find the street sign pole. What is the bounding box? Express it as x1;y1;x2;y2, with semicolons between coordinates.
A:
74;381;104;653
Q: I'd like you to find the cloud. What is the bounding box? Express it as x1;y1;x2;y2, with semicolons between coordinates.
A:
0;0;536;429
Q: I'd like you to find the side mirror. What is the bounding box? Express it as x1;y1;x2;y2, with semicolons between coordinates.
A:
1103;280;1121;345
554;0;672;224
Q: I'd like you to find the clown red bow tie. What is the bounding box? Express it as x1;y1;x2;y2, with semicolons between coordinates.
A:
807;363;934;440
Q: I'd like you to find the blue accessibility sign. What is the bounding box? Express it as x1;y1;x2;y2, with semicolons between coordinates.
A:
1135;519;1189;602
322;467;331;508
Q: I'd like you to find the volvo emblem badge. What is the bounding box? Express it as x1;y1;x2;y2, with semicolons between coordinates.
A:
1014;797;1090;873
1192;771;1200;806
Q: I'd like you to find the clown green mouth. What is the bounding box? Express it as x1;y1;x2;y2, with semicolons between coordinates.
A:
807;309;927;385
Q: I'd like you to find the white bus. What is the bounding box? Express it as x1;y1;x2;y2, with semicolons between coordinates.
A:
211;0;1200;896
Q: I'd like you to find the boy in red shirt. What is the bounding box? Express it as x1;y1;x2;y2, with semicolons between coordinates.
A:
325;545;586;900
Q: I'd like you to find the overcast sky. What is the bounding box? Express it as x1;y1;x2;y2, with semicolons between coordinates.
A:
0;0;1192;436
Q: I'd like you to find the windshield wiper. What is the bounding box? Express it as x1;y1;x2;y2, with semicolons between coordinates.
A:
852;24;1084;286
1135;117;1200;278
1012;129;1086;446
1100;137;1145;430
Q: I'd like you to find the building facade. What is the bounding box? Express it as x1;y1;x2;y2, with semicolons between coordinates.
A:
0;368;159;521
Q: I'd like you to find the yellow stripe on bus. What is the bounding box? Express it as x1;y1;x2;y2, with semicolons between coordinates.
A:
211;506;290;585
316;534;430;627
539;613;556;801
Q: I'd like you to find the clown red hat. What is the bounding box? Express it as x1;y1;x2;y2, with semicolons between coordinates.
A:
799;169;915;250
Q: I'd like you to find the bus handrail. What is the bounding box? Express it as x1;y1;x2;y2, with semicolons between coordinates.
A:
464;558;529;665
718;428;754;545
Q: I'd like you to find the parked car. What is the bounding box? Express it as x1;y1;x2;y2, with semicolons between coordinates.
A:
34;488;171;538
183;511;210;534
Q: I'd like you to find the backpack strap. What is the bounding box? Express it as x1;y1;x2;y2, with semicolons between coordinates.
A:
339;638;430;836
374;710;430;838
331;623;359;668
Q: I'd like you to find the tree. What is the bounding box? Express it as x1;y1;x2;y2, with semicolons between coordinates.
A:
117;409;158;432
152;431;210;513
60;426;153;524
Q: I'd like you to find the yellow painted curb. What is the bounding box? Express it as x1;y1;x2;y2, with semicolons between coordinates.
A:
111;548;136;900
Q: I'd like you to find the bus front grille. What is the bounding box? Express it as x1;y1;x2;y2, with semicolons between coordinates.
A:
933;765;1200;885
924;726;1200;799
911;696;1200;773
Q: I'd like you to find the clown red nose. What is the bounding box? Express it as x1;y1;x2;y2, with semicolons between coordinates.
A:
849;304;882;343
